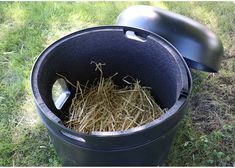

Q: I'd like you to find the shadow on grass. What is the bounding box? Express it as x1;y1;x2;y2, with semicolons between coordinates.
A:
162;2;235;166
0;2;68;166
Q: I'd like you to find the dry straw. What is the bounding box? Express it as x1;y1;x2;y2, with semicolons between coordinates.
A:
61;62;165;134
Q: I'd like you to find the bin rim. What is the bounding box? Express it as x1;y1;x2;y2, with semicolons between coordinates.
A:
30;25;192;138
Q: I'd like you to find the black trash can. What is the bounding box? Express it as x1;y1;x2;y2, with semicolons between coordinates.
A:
31;26;191;166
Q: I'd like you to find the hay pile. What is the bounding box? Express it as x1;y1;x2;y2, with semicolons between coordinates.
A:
62;62;165;134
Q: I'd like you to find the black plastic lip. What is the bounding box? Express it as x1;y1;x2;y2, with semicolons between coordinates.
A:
116;5;224;72
30;26;191;138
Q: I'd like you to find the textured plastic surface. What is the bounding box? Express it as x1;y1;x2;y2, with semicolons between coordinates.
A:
116;5;224;72
31;26;192;165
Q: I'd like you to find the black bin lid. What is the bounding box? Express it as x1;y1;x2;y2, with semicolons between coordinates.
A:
116;5;224;72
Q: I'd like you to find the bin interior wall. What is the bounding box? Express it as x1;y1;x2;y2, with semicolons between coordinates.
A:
36;30;183;119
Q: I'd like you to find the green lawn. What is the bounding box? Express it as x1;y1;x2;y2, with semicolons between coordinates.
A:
0;2;234;166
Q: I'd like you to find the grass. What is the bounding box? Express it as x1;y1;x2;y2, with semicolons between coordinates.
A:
0;2;234;166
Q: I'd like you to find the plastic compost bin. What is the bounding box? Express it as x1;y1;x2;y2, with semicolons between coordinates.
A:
31;26;191;166
31;6;223;166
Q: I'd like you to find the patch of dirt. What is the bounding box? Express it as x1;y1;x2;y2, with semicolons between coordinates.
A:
189;57;235;133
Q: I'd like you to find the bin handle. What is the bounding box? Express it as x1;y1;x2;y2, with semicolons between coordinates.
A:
52;77;71;110
60;130;86;143
123;28;148;42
